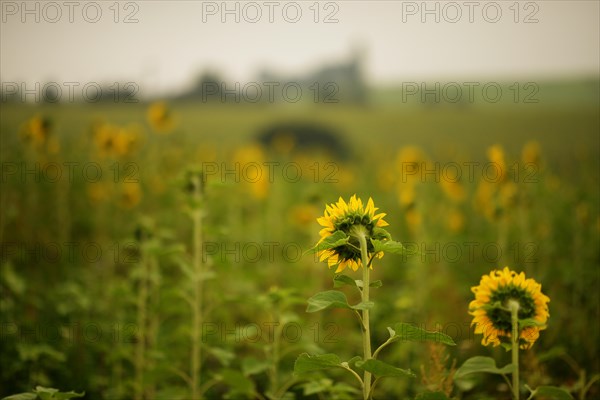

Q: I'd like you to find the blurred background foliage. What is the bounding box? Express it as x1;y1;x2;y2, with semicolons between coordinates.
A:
1;76;598;398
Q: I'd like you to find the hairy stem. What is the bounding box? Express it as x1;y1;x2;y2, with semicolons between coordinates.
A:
357;231;372;400
509;300;520;400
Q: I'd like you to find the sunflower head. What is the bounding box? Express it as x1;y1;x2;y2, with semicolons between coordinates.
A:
147;101;176;133
316;195;389;273
469;267;550;349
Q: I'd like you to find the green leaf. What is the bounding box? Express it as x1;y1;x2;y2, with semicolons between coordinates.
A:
306;290;372;313
371;239;412;255
454;356;514;380
301;379;333;396
209;347;235;366
353;301;375;310
355;279;383;288
294;353;342;376
309;231;349;253
372;227;392;241
530;386;573;400
17;387;85;400
388;323;456;346
218;369;255;395
333;274;357;288
241;357;270;376
415;392;452;400
333;274;383;290
500;343;514;352
2;394;37;400
51;392;85;400
346;356;363;370
1;263;26;295
34;387;57;395
519;318;546;329
356;359;415;378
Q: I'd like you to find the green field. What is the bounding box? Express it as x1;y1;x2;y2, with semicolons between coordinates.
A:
1;82;599;399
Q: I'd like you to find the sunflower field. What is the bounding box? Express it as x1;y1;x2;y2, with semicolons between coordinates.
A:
1;88;598;400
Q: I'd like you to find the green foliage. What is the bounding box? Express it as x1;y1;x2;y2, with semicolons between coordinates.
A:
1;99;598;399
387;323;456;346
305;290;373;313
294;353;343;376
526;385;573;400
371;239;414;256
333;274;382;289
454;356;514;380
2;387;84;400
308;231;349;253
356;359;415;378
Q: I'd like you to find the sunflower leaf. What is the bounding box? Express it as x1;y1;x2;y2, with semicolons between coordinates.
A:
519;318;546;329
333;274;357;288
294;353;342;377
454;356;514;380
351;301;374;310
346;356;363;370
355;279;383;288
372;227;392;241
309;231;349;254
1;394;37;400
355;359;415;378
306;290;353;313
387;323;456;346
528;385;573;400
370;239;414;256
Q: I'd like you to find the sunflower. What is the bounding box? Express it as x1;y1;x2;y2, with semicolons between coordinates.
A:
316;195;389;273
469;267;550;349
147;101;176;133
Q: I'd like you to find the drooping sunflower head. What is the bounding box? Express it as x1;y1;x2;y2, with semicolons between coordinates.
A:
469;267;550;349
316;195;389;273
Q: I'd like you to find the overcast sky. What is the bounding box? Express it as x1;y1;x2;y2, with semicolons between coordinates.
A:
1;1;598;97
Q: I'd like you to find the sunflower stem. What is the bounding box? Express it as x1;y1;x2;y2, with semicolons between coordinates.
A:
190;174;204;400
357;230;372;400
509;300;520;400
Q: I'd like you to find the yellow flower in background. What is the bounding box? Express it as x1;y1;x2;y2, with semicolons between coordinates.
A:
395;146;428;183
289;203;319;227
376;165;395;191
405;208;422;234
233;143;266;165
440;177;466;203
87;182;113;205
469;267;550;349
333;167;356;191
316;195;389;273
20;115;54;151
147;101;176;133
446;208;465;233
93;122;142;158
397;184;416;207
522;141;542;167
93;122;116;157
119;182;142;209
486;144;506;182
499;181;518;208
232;144;269;200
474;180;498;221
